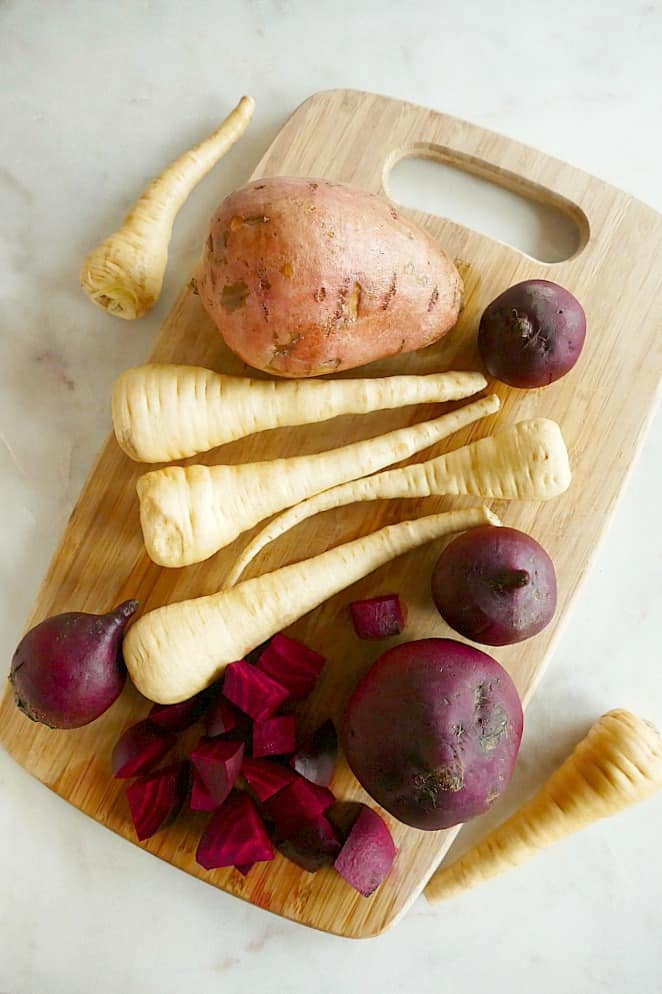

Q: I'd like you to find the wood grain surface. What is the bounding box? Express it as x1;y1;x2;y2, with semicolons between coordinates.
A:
1;90;660;938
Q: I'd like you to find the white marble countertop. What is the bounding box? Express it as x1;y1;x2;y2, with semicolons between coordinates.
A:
1;2;660;991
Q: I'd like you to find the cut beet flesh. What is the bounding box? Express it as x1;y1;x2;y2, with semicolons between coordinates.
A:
256;634;325;700
235;863;254;876
277;814;342;872
190;769;221;811
112;720;176;778
190;738;244;807
264;775;335;838
148;689;207;731
222;660;289;721
291;719;337;787
350;594;407;640
126;762;189;841
196;790;274;870
241;756;297;803
252;714;296;758
204;689;239;737
334;804;396;897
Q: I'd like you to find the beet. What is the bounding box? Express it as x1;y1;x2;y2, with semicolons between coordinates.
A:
334;805;396;896
112;720;176;778
256;634;325;700
252;715;296;758
190;769;221;811
264;775;335;838
204;689;239;737
343;638;523;830
222;660;289;720
431;525;557;645
10;600;137;729
196;791;274;870
126;762;189;841
277;814;342;872
291;720;338;787
148;689;208;731
190;738;244;807
235;862;255;876
241;756;296;802
350;594;407;640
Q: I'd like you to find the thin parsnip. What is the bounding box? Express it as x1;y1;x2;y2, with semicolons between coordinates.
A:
80;96;254;320
112;364;488;462
226;418;570;585
123;505;500;703
425;709;662;902
136;394;500;567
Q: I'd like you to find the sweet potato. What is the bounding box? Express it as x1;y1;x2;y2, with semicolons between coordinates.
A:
198;177;462;377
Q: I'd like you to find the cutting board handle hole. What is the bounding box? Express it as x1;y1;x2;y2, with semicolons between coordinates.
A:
385;147;588;263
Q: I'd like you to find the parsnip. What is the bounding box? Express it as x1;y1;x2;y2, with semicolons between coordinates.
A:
226;418;570;585
137;394;500;567
124;505;500;703
112;364;488;462
425;709;662;903
80;96;254;320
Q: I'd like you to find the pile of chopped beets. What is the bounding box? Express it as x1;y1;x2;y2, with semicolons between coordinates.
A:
112;631;396;897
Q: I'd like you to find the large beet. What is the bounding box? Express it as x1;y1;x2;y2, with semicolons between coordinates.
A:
342;639;523;830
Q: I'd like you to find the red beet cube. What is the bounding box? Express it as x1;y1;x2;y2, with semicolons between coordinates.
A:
241;756;297;803
256;634;325;700
126;761;189;841
190;738;244;808
350;594;407;640
252;714;296;758
196;791;274;870
222;660;289;721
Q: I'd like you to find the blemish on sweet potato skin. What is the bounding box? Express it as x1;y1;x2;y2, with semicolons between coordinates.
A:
221;281;250;312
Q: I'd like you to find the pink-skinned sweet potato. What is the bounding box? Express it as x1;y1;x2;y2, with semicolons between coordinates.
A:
198;177;462;377
343;638;523;830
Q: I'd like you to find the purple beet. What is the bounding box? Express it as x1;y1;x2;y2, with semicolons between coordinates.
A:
126;762;189;841
334;805;396;897
277;814;342;872
252;715;296;758
204;689;239;737
223;660;289;721
112;720;176;778
196;791;274;870
256;634;325;700
291;720;338;787
241;756;297;803
264;775;335;838
10;600;138;729
190;769;221;811
149;688;208;731
190;738;244;807
350;594;407;640
235;862;255;876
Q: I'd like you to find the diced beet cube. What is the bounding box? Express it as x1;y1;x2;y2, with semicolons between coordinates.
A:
126;761;189;841
264;775;335;838
223;660;289;720
334;805;396;897
190;738;244;807
148;688;208;731
241;756;297;803
291;720;337;787
112;720;176;778
235;862;254;876
277;814;342;872
204;689;240;738
196;791;274;870
252;714;296;758
256;634;325;700
190;769;221;812
350;594;407;640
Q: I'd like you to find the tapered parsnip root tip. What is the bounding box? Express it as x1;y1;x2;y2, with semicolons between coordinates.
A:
123;505;499;704
424;709;662;904
80;95;255;320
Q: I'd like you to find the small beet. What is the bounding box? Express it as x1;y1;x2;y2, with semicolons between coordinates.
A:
10;599;138;729
252;715;296;758
190;769;221;811
334;805;396;897
149;689;208;731
264;775;335;838
277;814;342;872
291;719;338;787
256;634;325;700
126;761;189;841
204;689;239;737
235;862;255;876
112;720;176;778
241;756;296;803
350;594;407;640
190;738;244;807
196;790;274;870
223;660;289;721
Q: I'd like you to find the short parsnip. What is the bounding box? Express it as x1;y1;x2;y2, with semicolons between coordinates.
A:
425;709;662;902
226;418;571;584
112;364;488;462
123;505;500;704
136;394;500;567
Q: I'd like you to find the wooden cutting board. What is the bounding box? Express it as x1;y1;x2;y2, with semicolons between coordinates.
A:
2;90;661;939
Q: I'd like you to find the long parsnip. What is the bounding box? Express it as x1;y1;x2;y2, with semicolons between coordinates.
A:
113;364;488;462
124;505;500;703
137;394;500;567
425;710;662;903
80;96;254;320
225;418;570;585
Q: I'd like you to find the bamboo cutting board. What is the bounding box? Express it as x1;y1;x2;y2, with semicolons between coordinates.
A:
1;90;661;939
